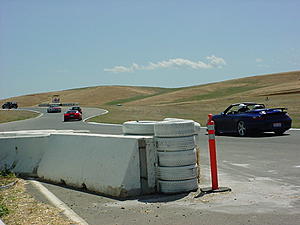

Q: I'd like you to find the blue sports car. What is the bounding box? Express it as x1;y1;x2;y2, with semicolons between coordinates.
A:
212;102;292;136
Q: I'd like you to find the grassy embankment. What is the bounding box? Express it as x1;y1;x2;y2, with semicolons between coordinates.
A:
1;71;299;127
90;71;300;127
0;110;39;124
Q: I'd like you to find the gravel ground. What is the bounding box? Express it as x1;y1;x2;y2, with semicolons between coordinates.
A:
0;178;75;225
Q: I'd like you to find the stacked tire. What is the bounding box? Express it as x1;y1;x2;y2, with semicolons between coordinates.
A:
155;120;199;194
122;121;157;135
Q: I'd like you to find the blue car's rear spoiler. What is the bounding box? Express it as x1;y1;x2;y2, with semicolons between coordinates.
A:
268;107;288;112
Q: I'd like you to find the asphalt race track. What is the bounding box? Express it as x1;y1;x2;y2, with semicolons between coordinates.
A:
1;108;300;225
0;107;122;134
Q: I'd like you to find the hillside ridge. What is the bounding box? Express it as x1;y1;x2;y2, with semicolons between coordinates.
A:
1;70;299;127
1;70;299;107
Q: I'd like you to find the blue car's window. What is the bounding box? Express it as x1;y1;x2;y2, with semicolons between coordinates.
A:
225;103;266;115
226;105;240;115
248;104;265;110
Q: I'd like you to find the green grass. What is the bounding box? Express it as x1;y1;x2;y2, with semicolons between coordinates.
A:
89;104;206;125
174;85;262;103
0;203;9;217
291;116;300;128
89;92;300;128
0;170;15;179
105;88;180;105
2;71;300;128
0;170;16;217
105;95;153;105
0;111;39;124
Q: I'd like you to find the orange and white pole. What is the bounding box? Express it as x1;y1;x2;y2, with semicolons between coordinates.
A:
197;114;231;194
207;114;219;190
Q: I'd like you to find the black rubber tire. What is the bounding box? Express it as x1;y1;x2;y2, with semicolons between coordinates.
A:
274;129;285;135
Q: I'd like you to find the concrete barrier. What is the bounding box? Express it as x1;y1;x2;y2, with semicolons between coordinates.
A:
0;133;50;176
0;119;200;197
0;130;156;197
38;133;155;197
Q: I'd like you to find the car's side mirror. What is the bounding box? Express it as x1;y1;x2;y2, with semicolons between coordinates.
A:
221;112;225;116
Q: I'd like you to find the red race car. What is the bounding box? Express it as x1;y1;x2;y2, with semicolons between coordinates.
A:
64;110;82;122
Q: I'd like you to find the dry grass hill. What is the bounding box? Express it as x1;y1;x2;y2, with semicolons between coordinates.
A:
1;71;300;127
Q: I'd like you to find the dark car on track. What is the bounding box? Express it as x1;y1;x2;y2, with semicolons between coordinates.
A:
70;106;82;113
212;102;292;136
47;104;62;113
2;101;18;109
64;110;82;122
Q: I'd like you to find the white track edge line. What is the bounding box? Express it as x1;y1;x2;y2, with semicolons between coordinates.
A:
83;110;108;122
21;109;44;119
29;180;89;225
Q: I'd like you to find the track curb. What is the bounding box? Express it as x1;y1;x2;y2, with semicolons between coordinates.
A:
83;109;108;122
29;180;89;225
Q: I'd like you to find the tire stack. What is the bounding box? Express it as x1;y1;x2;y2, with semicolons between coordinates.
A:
122;121;157;135
194;122;201;183
154;120;199;194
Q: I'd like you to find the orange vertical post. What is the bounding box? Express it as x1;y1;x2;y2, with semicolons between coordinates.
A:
207;114;219;190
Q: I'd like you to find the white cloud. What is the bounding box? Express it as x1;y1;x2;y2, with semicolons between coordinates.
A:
206;55;226;67
104;66;133;73
255;58;263;63
104;55;226;73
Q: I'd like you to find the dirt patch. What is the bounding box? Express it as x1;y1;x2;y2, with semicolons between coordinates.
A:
0;177;75;225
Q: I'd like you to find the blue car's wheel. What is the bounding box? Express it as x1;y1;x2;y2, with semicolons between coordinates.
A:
237;121;247;136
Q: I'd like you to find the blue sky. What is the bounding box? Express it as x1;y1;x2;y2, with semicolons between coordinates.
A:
1;0;300;99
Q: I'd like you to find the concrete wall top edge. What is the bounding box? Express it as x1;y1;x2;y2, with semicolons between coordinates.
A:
0;133;51;139
0;130;56;133
50;132;154;140
0;130;89;134
0;130;154;140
